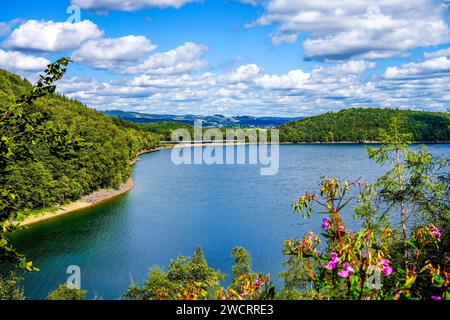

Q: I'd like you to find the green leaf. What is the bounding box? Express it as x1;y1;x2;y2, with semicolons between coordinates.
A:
404;276;417;289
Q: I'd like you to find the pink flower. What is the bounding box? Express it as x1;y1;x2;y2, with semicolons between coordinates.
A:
382;265;393;276
326;261;337;270
331;252;340;263
326;252;340;271
431;296;442;300
380;258;393;276
431;227;442;239
338;262;355;278
321;217;331;230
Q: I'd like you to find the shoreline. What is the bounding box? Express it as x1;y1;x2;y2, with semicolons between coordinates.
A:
16;147;172;227
15;140;449;227
15;143;261;227
18;178;135;227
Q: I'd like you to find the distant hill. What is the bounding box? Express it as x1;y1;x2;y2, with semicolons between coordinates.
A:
104;110;300;128
277;108;450;143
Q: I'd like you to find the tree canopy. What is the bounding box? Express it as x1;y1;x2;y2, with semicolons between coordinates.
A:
278;108;450;143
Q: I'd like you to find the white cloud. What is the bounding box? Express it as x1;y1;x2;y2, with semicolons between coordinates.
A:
0;22;10;36
220;64;262;83
3;20;103;52
0;49;50;72
58;59;396;116
130;72;215;88
71;0;198;12
124;42;208;75
314;60;376;75
255;69;310;89
425;47;450;58
246;0;450;60
385;57;450;78
72;35;156;69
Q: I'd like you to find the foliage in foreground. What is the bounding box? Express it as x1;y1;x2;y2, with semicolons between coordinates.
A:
1;58;80;269
47;284;87;301
124;246;274;300
0;273;25;300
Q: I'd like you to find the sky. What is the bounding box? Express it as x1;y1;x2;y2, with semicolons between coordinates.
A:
0;0;449;117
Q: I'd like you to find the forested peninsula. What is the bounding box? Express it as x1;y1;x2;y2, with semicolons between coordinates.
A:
277;108;450;143
0;69;160;221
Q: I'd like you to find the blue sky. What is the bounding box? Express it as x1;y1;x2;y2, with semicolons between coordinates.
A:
0;0;449;116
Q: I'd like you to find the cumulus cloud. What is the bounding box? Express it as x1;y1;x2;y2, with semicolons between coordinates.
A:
72;35;156;69
58;53;450;116
246;0;450;61
124;42;208;75
385;57;450;79
0;49;50;72
425;47;450;58
220;64;263;83
3;20;103;52
71;0;198;12
255;69;310;89
313;60;376;75
54;60;383;116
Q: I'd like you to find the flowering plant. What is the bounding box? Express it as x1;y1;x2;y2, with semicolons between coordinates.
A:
286;177;448;300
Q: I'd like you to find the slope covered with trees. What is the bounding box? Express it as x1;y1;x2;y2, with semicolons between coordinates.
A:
0;68;160;216
278;108;450;143
140;121;194;141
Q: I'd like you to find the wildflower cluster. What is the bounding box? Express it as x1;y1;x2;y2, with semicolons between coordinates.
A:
286;177;448;300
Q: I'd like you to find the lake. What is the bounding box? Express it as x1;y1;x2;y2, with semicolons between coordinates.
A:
9;144;450;299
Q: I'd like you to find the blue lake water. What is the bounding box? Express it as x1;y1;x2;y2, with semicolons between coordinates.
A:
9;144;450;299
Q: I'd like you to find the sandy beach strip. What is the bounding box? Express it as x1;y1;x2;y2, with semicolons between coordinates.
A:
18;178;135;227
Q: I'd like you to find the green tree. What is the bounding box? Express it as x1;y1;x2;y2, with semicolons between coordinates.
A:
47;284;87;300
231;246;254;281
0;273;25;300
124;247;224;300
367;116;449;279
327;131;334;142
0;58;83;269
367;117;412;275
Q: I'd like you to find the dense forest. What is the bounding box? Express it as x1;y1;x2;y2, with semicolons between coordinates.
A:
0;69;160;216
140;122;194;141
277;108;450;143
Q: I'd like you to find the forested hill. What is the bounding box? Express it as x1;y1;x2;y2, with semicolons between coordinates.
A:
277;108;450;143
0;69;159;215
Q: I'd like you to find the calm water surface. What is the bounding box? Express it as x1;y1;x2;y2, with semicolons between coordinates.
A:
9;144;449;299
